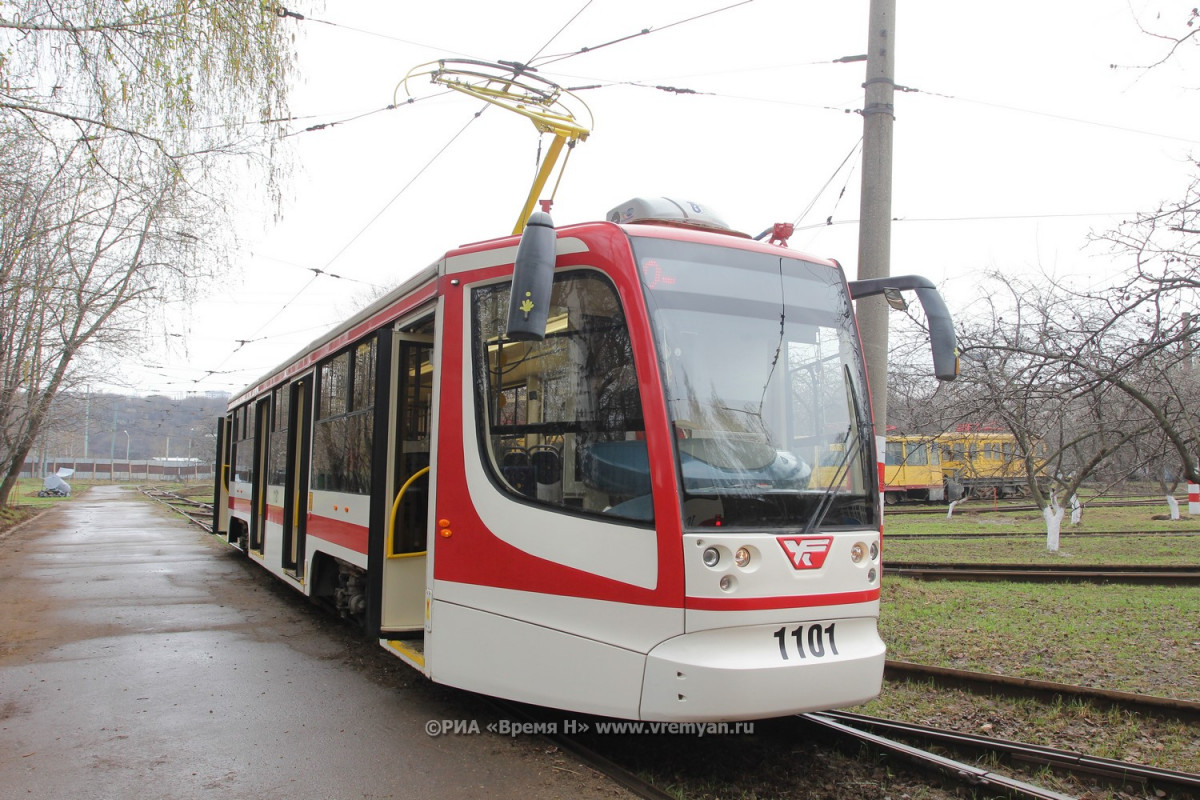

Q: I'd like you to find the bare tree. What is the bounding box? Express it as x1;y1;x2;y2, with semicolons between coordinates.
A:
889;166;1200;538
1086;165;1200;496
917;272;1161;550
0;1;294;164
961;255;1200;536
0;130;215;504
0;2;300;505
1115;5;1200;70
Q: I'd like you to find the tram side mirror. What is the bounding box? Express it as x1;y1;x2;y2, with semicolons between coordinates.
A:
506;211;557;341
847;274;959;382
914;286;959;382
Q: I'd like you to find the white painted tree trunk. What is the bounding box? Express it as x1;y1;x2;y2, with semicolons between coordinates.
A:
1166;494;1181;520
1044;494;1064;552
1069;494;1081;525
946;500;959;519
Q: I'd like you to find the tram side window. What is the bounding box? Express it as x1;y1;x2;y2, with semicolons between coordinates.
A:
312;339;377;494
885;441;904;466
267;385;289;486
233;405;255;483
472;271;651;523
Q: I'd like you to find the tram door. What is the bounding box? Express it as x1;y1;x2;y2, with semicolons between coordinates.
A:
249;398;270;554
213;416;231;536
282;377;311;578
381;328;435;632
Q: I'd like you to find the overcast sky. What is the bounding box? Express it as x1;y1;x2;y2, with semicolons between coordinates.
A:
130;0;1199;397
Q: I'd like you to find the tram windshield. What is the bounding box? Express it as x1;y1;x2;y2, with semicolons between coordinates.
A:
633;236;876;530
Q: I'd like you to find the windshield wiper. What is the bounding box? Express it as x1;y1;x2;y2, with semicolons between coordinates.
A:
803;426;863;533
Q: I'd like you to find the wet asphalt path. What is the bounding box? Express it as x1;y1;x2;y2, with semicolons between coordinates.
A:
0;486;627;800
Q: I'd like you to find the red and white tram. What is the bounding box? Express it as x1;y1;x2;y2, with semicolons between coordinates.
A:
213;197;957;721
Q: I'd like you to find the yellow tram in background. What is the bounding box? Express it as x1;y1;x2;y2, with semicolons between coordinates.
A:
936;430;1046;500
881;429;1047;504
882;436;944;505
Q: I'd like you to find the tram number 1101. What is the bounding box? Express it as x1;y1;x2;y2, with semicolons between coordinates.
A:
773;623;838;661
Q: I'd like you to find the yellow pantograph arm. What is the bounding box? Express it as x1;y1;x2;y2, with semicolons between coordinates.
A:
399;59;592;232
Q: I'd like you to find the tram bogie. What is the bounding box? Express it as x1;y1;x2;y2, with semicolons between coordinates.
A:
213;198;956;721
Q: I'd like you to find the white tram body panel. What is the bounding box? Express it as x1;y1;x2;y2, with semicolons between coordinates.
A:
210;204;938;722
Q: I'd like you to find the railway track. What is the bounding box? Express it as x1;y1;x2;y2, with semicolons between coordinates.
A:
885;660;1200;722
504;699;1042;800
520;696;1199;800
804;710;1200;799
139;486;214;532
887;497;1173;515
884;561;1200;584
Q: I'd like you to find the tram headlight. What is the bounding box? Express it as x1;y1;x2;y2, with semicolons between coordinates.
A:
702;546;721;568
719;575;736;592
850;542;866;563
734;547;751;568
870;541;879;561
868;567;878;583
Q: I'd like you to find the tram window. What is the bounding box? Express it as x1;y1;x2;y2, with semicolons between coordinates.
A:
352;340;376;411
312;339;377;494
267;385;289;486
233;403;255;483
319;352;348;418
472;271;651;523
906;443;928;466
885;441;904;466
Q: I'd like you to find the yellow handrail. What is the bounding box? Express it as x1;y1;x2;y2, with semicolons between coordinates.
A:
386;466;431;559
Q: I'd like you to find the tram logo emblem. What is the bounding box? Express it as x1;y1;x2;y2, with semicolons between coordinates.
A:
777;536;833;570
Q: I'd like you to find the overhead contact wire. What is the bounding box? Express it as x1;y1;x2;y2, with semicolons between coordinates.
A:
531;0;756;68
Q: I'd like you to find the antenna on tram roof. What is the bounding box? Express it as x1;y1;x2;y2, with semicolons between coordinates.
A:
399;59;593;235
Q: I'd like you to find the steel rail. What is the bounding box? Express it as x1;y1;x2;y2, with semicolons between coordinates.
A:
892;561;1197;572
885;660;1200;722
887;498;1169;515
139;486;215;533
885;529;1200;539
883;562;1200;584
818;710;1200;796
799;712;1076;800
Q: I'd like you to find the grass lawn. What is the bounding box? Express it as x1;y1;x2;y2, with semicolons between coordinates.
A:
877;577;1200;698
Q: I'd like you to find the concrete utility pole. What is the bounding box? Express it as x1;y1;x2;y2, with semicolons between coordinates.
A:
856;0;897;430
